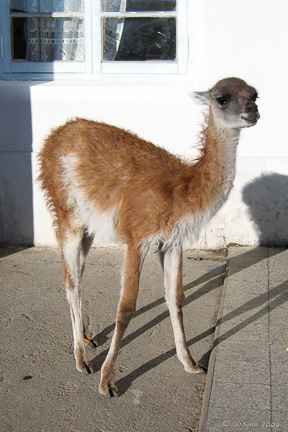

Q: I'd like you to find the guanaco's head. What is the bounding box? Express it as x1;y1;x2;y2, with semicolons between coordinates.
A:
192;77;260;130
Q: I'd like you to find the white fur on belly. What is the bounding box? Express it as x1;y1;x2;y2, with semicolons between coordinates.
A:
60;155;119;244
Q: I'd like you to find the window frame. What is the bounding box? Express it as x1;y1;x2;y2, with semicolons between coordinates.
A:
2;0;93;74
0;0;191;80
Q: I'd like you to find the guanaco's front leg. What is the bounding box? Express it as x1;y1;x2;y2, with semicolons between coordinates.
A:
161;247;202;374
99;246;144;396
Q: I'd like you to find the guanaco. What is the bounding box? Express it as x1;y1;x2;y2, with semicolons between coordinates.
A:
38;77;260;396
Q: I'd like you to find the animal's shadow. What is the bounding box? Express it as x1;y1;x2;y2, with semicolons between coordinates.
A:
242;173;288;246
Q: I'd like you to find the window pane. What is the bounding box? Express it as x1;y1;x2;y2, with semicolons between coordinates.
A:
12;17;84;61
103;17;176;61
11;0;84;13
102;0;176;12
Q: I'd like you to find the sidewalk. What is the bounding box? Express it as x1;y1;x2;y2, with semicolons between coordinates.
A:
200;247;288;432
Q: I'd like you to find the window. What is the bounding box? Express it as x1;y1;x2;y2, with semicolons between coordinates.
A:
0;0;190;79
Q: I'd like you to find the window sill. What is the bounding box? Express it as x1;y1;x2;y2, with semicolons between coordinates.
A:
0;71;193;86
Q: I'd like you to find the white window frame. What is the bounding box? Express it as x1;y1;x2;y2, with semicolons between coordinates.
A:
0;0;191;80
1;0;93;75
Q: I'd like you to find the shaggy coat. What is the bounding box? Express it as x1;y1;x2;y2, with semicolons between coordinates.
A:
38;77;259;396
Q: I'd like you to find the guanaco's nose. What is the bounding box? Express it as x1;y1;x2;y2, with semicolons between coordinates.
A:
244;101;260;119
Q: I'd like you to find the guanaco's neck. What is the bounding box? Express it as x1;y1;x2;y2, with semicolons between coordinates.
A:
177;111;241;214
203;111;240;177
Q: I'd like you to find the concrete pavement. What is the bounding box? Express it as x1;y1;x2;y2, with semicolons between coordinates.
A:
0;246;225;432
200;247;288;432
0;245;287;432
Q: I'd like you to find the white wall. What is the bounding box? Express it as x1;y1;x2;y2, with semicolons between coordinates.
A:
1;0;288;248
191;0;288;247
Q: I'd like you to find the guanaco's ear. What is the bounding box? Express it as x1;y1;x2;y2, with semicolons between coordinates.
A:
190;91;210;106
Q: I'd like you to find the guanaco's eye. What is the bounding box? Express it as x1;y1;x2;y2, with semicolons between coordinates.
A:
216;96;229;107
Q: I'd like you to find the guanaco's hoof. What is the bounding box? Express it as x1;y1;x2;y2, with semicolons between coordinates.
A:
86;340;98;349
195;363;207;374
84;363;94;374
99;384;118;397
184;362;206;374
107;385;118;397
84;335;98;348
77;362;93;375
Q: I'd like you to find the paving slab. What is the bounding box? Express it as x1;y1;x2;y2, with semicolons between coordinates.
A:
0;246;226;432
200;247;288;432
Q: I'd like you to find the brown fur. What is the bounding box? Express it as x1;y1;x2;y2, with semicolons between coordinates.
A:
38;118;225;245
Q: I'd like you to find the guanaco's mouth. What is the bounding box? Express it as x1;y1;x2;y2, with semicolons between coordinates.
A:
240;112;260;125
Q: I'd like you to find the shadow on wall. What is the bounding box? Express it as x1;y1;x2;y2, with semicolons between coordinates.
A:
0;85;34;245
242;173;288;246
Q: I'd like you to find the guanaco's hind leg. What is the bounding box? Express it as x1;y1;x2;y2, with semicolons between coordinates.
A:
160;247;202;374
60;226;94;374
80;232;97;348
99;246;144;396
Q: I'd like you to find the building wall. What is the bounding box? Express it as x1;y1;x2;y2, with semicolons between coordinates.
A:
1;0;288;248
